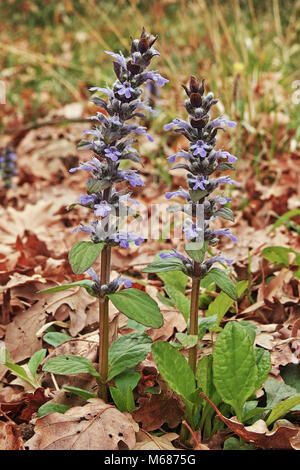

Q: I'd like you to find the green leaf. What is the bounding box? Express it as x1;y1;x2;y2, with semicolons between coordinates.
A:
114;369;140;394
196;354;214;397
107;333;152;381
38;280;97;297
206;281;248;328
42;355;100;377
164;285;190;322
1;349;36;387
158;270;188;294
5;362;36;387
152;341;196;401
69;241;105;274
280;364;300;392
239;321;258;343
255;348;271;390
204;268;237;300
124;319;147;333
264;377;298;408
269;209;300;232
38;402;70;418
198;315;217;339
63;385;97;400
108;288;163;328
190;189;208;202
266;395;300;426
175;333;198;348
214;207;235;222
142;257;187;274
43;332;72;347
223;437;254;450
206;292;233;321
262;246;291;267
184;241;207;263
86;177;110;194
28;349;46;380
109;369;140;413
262;246;300;280
109;386;135;413
213;322;258;421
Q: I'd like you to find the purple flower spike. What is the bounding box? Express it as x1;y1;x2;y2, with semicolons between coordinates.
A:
216;176;241;186
86;267;100;283
214;195;232;205
190;175;210;191
215;150;237;163
141;71;169;87
165;189;190;200
191;140;210;158
115;231;144;249
164;118;190;132
94;201;112;217
117;81;135;99
120;277;133;288
118;170;145;187
167;150;191;163
79;194;98;205
204;255;234;268
183;220;203;240
213;229;237;242
133;126;154;142
159;250;187;262
104;146;121;162
105;50;127;69
211;117;237;128
72;224;94;235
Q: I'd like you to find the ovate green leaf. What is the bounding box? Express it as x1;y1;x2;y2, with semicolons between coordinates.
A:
69;241;105;274
204;268;237;300
255;348;271;390
38;402;70;418
164;285;190;322
42;355;100;377
43;332;72;347
38;280;97;297
152;341;196;401
142;257;187;274
213;322;257;420
158;270;188;293
62;386;97;400
107;333;152;381
28;349;46;380
108;288;163;328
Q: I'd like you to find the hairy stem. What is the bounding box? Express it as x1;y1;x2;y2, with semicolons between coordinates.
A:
188;262;201;374
97;244;111;401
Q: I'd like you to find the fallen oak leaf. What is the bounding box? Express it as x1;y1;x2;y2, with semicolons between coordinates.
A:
200;392;298;449
133;374;184;431
133;393;184;431
26;398;139;450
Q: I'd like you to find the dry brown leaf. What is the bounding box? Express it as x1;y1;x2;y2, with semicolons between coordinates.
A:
133;392;184;431
27;399;139;450
0;421;25;450
134;430;179;450
5;300;47;362
201;392;299;449
147;309;187;342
